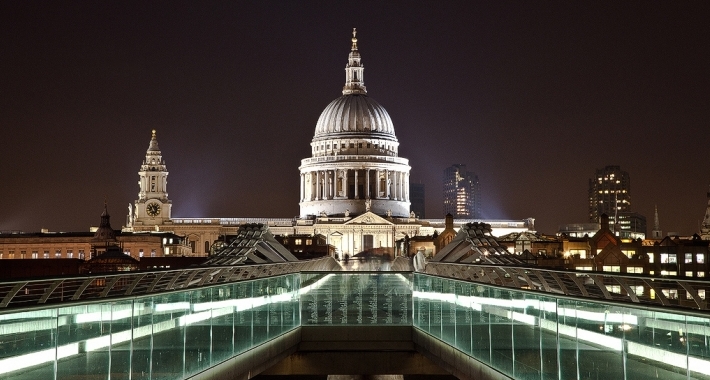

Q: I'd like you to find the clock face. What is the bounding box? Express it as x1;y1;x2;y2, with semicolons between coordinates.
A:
146;203;161;217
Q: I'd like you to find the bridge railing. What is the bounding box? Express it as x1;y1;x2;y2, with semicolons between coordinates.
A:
426;262;710;311
1;268;709;380
413;272;710;380
0;257;339;309
0;272;303;380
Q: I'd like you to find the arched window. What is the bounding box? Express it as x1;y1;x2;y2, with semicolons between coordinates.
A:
205;241;210;253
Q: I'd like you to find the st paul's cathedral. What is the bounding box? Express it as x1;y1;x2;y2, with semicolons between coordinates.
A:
125;30;534;256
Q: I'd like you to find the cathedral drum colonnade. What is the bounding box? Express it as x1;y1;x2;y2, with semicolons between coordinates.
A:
299;28;411;218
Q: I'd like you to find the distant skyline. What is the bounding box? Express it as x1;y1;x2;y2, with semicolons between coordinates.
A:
2;1;709;235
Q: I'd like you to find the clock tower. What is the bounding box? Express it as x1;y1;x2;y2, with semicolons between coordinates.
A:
130;130;172;226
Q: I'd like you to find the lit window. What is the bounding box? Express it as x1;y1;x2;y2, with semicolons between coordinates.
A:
633;286;644;296
627;267;643;274
79;250;85;259
662;289;678;299
685;253;693;263
67;250;73;259
685;271;694;277
603;265;621;272
606;285;621;294
306;239;312;245
647;253;654;263
295;239;302;245
700;289;706;299
55;249;62;258
697;254;705;264
698;272;706;278
151;250;156;257
43;250;49;259
660;253;677;264
31;251;38;259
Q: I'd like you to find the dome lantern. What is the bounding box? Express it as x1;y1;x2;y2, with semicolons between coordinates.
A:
343;28;366;95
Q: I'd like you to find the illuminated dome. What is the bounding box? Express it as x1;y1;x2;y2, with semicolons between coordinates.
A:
313;95;396;141
299;29;411;219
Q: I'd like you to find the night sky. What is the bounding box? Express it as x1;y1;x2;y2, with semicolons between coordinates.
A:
2;1;709;235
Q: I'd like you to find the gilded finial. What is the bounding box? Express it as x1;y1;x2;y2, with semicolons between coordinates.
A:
351;28;358;50
151;129;156;138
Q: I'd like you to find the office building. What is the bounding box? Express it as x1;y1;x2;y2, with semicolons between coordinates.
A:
443;164;480;218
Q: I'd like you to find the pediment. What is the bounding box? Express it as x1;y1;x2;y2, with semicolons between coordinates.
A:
344;212;394;226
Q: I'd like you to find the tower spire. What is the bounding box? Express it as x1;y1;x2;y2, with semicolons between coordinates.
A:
652;204;662;239
701;185;710;240
343;28;367;95
131;130;172;227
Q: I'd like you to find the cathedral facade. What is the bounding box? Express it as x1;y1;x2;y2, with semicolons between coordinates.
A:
125;31;534;256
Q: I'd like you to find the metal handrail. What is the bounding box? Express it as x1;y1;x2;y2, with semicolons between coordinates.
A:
0;257;340;310
425;262;710;311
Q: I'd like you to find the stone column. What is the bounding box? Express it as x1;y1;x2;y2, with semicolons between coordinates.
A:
393;171;398;200
398;172;403;201
405;172;410;201
342;169;348;198
311;172;316;200
376;169;381;198
327;170;332;199
366;169;370;199
354;169;359;199
316;170;321;200
300;173;304;202
385;170;390;199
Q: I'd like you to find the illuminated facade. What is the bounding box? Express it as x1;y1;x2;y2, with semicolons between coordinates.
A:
130;129;172;227
125;30;534;257
442;164;480;218
0;205;189;262
587;165;646;239
588;165;631;223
